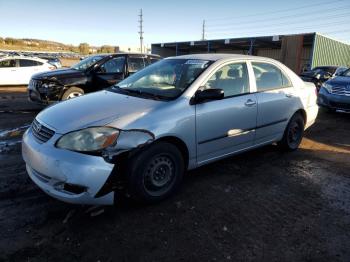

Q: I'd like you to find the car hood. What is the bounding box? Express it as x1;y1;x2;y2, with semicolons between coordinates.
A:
326;76;350;86
32;68;85;82
36;90;163;134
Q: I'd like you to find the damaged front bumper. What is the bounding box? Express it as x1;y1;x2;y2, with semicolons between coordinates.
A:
22;128;116;205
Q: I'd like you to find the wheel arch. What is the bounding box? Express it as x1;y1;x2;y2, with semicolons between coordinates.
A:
155;136;189;169
294;108;307;126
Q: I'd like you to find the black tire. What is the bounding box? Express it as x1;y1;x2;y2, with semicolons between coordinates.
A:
126;142;184;203
61;87;84;100
278;113;305;151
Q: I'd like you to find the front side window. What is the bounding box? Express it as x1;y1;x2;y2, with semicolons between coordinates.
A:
203;62;250;97
19;59;39;67
71;55;105;71
99;57;125;73
128;57;145;72
114;59;212;100
252;62;291;91
0;59;17;68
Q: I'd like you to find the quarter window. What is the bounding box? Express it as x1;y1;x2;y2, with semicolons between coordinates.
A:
252;62;291;91
128;57;145;73
203;62;250;97
0;59;17;68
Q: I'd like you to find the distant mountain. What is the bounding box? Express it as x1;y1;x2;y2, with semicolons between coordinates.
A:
0;36;78;52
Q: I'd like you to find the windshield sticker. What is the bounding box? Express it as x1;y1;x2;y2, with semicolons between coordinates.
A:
185;60;209;67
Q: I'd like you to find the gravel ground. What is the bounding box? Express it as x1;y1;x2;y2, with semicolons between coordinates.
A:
0;89;349;262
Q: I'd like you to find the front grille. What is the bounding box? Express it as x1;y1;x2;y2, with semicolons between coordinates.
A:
331;86;350;96
329;101;350;110
30;79;43;89
31;119;55;143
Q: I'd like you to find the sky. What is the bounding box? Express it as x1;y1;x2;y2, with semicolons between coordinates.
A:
0;0;349;47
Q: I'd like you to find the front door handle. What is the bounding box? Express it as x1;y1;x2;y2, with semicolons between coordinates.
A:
285;93;294;98
244;99;256;106
245;99;256;106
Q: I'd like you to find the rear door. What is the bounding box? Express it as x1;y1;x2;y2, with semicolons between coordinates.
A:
93;56;126;88
18;59;44;84
196;61;257;164
251;61;298;144
0;59;18;85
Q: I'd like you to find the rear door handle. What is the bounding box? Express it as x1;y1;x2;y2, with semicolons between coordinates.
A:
245;99;256;106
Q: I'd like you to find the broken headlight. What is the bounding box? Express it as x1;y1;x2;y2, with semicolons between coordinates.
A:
56;127;119;152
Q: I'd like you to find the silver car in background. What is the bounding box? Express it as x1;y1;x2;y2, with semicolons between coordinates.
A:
22;54;318;205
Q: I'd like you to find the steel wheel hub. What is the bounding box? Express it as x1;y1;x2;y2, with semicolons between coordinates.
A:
67;92;82;99
144;155;175;195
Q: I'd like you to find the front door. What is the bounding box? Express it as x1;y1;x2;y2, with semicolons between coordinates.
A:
93;56;126;89
196;62;257;164
0;59;18;85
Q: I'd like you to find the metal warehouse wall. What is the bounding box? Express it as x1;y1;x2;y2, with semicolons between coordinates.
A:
257;48;281;61
312;34;350;68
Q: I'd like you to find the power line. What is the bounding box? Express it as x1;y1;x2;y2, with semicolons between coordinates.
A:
138;9;144;53
207;6;350;29
206;19;350;38
206;0;348;22
206;12;350;33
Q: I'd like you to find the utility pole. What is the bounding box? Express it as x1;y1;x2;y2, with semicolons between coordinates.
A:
138;9;144;53
202;20;205;40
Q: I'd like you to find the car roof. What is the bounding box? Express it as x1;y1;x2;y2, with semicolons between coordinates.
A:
166;53;274;62
0;56;48;63
111;53;161;58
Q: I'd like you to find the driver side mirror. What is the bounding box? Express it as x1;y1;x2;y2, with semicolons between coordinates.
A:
194;88;224;104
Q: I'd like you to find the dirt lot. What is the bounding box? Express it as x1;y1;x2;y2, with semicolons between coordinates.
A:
0;88;350;262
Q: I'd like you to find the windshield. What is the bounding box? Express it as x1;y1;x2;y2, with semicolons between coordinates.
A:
114;59;212;100
71;55;105;71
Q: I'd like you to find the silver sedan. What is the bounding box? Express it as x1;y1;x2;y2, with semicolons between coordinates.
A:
22;54;319;205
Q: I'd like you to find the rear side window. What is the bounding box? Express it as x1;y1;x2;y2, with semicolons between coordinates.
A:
19;59;42;67
252;62;291;91
0;59;17;68
128;57;145;73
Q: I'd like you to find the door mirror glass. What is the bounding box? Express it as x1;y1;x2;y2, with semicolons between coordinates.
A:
195;88;224;103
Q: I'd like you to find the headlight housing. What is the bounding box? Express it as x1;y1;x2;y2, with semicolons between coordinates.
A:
322;83;333;93
42;82;57;89
56;127;119;152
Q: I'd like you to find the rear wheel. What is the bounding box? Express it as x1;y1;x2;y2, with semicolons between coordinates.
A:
278;113;305;151
61;87;84;100
126;142;184;203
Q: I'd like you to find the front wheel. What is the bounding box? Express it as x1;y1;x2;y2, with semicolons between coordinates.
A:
126;142;184;203
61;87;84;100
278;113;305;151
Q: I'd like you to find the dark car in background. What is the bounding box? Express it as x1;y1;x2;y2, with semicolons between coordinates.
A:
317;68;350;112
300;66;348;91
37;56;62;68
28;53;161;104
